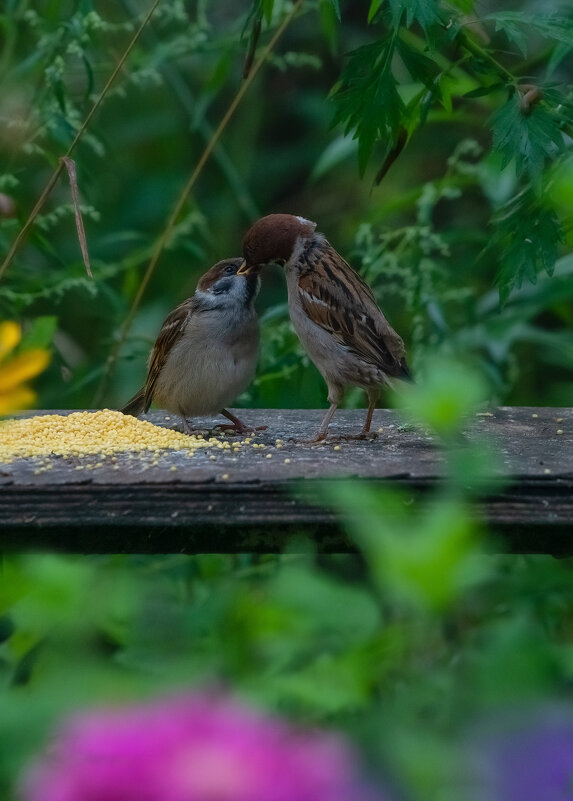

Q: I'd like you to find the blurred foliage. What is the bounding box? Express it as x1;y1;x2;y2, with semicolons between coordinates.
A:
1;361;573;799
0;320;50;414
0;0;571;410
1;2;573;795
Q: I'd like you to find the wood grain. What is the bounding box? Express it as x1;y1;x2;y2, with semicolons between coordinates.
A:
0;408;571;554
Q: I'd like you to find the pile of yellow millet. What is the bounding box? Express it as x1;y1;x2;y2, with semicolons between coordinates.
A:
0;409;231;463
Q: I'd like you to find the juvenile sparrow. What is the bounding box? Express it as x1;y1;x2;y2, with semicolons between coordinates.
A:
122;258;261;434
238;214;411;441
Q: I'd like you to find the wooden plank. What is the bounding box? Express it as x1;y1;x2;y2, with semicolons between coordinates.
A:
0;408;571;554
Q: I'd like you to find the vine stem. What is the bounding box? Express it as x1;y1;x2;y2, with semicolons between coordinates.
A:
0;0;163;283
94;0;304;405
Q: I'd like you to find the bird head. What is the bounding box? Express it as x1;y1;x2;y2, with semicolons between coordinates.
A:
237;214;317;275
197;257;259;308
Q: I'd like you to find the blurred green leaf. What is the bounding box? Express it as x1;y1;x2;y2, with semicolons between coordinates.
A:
487;187;563;305
395;356;487;437
19;316;57;350
486;13;573;49
320;483;487;613
310;135;358;181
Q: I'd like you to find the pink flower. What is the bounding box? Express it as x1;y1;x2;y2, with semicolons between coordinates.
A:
19;692;384;801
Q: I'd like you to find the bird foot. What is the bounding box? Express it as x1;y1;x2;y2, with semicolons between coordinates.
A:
288;432;328;444
211;423;268;436
343;431;379;442
289;431;378;444
179;418;195;436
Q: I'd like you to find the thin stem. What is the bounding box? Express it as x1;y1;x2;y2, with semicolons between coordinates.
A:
94;0;304;406
458;28;515;84
0;0;163;283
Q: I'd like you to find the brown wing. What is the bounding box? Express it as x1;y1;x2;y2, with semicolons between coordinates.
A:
143;298;194;411
297;245;410;379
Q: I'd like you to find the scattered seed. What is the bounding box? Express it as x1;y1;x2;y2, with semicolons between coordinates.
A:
0;410;248;464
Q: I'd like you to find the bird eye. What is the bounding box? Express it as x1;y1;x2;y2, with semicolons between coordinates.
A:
224;264;236;274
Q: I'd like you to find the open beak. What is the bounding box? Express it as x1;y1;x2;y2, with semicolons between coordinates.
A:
236;260;252;276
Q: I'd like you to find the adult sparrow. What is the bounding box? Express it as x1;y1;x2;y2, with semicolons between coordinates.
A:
238;214;411;441
122;258;261;434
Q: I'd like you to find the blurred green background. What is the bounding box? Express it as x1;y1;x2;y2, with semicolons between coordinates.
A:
1;0;572;414
2;3;573;799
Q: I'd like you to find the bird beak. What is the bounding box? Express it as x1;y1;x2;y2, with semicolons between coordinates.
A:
236;260;251;276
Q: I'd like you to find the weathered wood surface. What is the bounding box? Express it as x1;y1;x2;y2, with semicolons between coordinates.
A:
0;407;571;554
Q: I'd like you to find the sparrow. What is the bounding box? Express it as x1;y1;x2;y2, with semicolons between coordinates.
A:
238;213;411;441
122;258;262;434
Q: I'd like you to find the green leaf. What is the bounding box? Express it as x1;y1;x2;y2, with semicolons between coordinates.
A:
318;0;340;52
368;0;384;24
464;83;505;99
331;38;405;175
320;483;487;613
546;41;573;78
395;355;488;437
488;188;563;305
447;0;474;11
20;316;58;350
242;0;274;39
392;0;442;32
321;0;341;22
490;17;528;56
486;13;573;49
367;0;442;32
262;0;274;25
396;36;440;90
491;95;564;179
310;136;357;181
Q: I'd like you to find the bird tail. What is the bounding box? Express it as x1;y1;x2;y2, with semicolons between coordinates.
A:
121;389;145;417
399;358;414;382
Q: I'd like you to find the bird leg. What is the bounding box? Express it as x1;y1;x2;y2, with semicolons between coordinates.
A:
178;412;195;436
332;391;379;441
358;391;379;439
212;408;267;435
312;391;380;443
289;402;338;444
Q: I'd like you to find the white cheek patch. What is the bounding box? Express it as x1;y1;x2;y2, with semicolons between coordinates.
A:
195;289;215;303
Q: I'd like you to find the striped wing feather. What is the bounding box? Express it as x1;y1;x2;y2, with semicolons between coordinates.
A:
144;298;194;411
297;246;409;379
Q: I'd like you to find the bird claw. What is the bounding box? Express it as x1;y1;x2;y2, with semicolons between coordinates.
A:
348;431;379;442
289;431;378;444
288;433;328;444
211;423;268;436
331;431;378;442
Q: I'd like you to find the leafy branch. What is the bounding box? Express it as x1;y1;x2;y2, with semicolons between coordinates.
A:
330;0;573;302
0;0;163;283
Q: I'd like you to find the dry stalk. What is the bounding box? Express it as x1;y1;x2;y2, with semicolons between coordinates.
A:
0;0;163;283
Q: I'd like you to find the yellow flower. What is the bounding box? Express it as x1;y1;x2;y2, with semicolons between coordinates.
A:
0;322;50;415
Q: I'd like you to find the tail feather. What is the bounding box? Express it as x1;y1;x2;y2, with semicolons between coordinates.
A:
121;388;145;417
400;358;414;382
